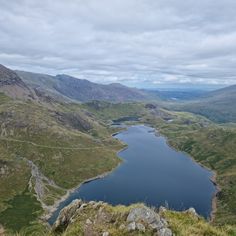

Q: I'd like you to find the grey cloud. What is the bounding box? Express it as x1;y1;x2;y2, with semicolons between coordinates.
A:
0;0;236;87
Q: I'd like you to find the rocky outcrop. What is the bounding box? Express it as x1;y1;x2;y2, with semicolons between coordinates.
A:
53;200;174;235
0;64;36;100
126;206;172;235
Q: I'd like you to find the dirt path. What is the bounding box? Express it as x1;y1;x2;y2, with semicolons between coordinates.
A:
0;137;120;150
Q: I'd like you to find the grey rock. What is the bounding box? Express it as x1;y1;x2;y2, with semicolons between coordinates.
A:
161;218;168;227
157;228;172;236
149;220;164;230
127;222;136;231
119;224;126;230
136;223;145;232
80;203;88;209
102;232;109;236
86;219;92;225
159;206;167;214
127;207;160;224
185;207;198;217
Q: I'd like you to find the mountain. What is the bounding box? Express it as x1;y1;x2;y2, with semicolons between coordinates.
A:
16;70;72;102
16;71;148;102
142;89;206;101
0;64;36;100
175;84;236;123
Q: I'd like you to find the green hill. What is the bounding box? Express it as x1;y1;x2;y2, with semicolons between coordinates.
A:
174;84;236;123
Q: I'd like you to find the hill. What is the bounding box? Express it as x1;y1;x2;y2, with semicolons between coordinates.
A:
0;94;123;232
174;84;236;123
0;65;36;100
16;71;148;102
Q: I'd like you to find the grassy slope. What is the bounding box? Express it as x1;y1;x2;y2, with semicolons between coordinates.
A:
82;101;146;122
171;84;236;123
0;94;123;232
56;203;234;236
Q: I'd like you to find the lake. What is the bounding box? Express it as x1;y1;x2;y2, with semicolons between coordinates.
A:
48;125;216;224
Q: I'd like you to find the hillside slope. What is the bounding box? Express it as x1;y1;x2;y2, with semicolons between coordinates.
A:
0;92;123;232
175;84;236;123
0;65;36;100
50;200;234;236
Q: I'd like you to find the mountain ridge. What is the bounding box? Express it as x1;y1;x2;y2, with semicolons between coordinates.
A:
0;64;36;100
16;70;148;102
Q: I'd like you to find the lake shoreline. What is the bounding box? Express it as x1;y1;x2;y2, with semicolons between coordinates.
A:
43;123;217;225
150;123;219;222
42;129;127;224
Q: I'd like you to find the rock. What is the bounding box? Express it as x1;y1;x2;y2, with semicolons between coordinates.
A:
157;227;172;236
53;199;83;232
127;206;160;224
185;207;199;217
102;232;109;236
159;206;167;214
136;223;145;232
86;219;92;225
92;201;103;209
161;218;168;227
80;203;88;209
119;224;126;230
149;220;164;230
127;222;136;231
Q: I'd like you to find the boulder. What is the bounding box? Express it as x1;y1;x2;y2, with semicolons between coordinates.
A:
185;207;199;217
102;232;109;236
127;222;136;231
157;227;172;236
136;222;145;232
127;206;160;224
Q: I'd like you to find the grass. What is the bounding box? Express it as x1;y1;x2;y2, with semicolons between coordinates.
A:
82;101;146;122
52;202;234;236
162;210;236;236
0;189;43;233
0;97;124;232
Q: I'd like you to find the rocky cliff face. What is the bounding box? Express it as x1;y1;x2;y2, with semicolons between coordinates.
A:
0;64;36;100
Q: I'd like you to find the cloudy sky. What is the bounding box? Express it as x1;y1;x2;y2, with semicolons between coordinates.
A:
0;0;236;88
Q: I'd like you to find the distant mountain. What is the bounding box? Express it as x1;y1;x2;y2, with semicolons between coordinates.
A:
143;89;206;101
16;71;148;102
16;70;72;102
0;64;36;100
176;84;236;122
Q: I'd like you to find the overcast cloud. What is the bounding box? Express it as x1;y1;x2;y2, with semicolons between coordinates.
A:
0;0;236;88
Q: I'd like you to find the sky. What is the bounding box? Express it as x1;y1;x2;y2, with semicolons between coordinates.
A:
0;0;236;89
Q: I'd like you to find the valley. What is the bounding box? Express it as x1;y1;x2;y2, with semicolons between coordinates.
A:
0;64;235;235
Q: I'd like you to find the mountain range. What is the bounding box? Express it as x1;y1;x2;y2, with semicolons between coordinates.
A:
1;64;236;123
16;70;147;102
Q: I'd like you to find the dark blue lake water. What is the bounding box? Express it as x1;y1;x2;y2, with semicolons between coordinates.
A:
48;125;216;224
